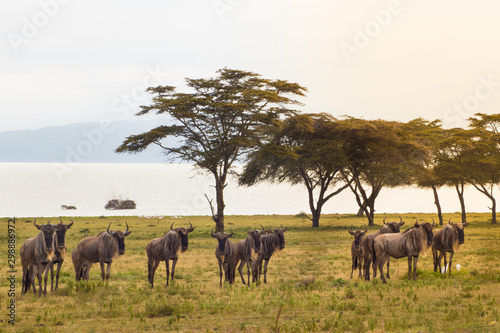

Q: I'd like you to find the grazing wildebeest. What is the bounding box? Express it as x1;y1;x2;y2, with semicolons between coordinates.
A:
146;221;194;288
20;220;58;296
234;229;262;285
373;220;436;284
348;225;368;279
211;227;238;286
47;218;73;290
432;219;469;275
362;216;405;281
252;226;287;284
72;222;131;282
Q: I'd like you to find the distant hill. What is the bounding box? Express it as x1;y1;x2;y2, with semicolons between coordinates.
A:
0;120;179;163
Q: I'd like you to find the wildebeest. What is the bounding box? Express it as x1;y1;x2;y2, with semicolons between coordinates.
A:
233;229;262;285
348;225;367;279
146;221;194;288
432;219;469;274
373;220;436;284
362;216;405;281
20;220;58;296
252;226;287;284
48;218;73;290
211;227;238;286
72;222;131;281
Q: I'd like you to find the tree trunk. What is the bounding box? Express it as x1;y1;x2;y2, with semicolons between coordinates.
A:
491;198;497;224
472;183;497;224
455;183;467;224
431;185;444;225
356;205;365;217
215;180;226;232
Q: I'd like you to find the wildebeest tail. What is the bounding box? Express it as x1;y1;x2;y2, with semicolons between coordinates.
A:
371;240;376;264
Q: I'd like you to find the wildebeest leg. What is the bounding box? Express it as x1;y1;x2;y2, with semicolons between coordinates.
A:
358;255;364;277
49;262;54;291
36;263;44;297
165;259;170;286
263;259;271;284
22;264;29;294
99;261;106;281
105;262;112;280
386;258;390;279
377;255;388;284
217;259;224;287
245;261;252;285
237;260;247;285
407;256;413;280
448;252;454;275
432;247;439;272
413;256;419;280
43;264;50;294
364;254;371;281
170;258;178;283
350;255;355;279
84;263;92;281
149;260;160;288
442;252;448;274
55;261;62;290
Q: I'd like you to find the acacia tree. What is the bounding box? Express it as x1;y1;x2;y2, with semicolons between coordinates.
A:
116;68;306;231
467;113;500;224
339;117;425;226
434;128;476;224
239;113;351;228
404;118;446;224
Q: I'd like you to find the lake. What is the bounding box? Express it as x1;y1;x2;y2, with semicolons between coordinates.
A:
0;163;493;219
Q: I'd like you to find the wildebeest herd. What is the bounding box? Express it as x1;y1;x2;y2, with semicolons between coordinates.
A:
18;216;468;296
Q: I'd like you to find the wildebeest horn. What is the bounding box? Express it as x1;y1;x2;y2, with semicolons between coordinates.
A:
33;218;40;229
383;216;387;224
463;221;469;227
448;218;452;225
187;220;194;233
348;224;354;235
281;224;287;232
107;222;112;234
124;222;130;236
68;219;74;228
211;227;217;238
59;217;63;225
228;227;233;237
170;222;175;230
399;215;403;222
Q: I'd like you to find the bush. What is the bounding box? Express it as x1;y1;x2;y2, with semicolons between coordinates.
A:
105;199;136;210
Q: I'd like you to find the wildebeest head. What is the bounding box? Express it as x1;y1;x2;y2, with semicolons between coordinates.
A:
273;225;287;250
34;219;57;253
415;219;436;247
171;221;195;252
55;218;74;250
211;227;233;259
107;222;131;255
348;224;368;248
382;216;405;233
248;229;262;254
450;219;468;244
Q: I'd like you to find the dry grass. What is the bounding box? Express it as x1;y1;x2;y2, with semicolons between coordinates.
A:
1;213;499;332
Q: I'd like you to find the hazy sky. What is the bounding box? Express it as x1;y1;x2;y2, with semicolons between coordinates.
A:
2;0;500;132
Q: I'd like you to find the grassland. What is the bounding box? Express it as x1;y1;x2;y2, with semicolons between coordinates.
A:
1;213;499;332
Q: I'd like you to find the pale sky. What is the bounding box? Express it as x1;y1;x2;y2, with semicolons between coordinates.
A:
2;0;500;132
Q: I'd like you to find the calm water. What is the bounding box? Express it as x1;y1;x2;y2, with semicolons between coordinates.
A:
0;163;493;218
